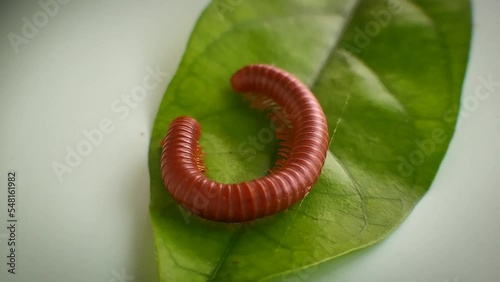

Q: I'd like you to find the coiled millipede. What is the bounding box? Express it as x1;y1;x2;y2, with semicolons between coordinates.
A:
160;64;329;222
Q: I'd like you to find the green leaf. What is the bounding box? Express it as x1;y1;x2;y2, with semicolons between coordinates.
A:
148;0;471;281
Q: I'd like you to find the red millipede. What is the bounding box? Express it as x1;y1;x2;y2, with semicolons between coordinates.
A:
160;64;329;222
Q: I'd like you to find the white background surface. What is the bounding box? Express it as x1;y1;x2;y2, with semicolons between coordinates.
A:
0;1;499;282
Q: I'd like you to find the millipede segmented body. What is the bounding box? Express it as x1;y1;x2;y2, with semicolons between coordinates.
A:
161;64;329;222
